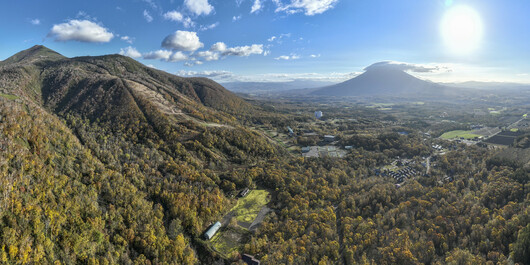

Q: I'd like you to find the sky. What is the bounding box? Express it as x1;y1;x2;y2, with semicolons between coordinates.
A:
0;0;529;84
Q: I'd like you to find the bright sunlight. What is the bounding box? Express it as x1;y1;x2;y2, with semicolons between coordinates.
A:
441;5;483;54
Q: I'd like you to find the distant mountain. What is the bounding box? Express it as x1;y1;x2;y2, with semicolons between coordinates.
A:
311;65;463;98
222;80;336;93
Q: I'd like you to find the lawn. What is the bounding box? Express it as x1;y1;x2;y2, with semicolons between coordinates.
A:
440;130;481;139
231;190;270;223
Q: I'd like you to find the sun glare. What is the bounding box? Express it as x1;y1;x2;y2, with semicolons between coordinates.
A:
441;5;483;54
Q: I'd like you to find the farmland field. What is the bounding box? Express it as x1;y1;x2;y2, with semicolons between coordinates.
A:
440;130;481;139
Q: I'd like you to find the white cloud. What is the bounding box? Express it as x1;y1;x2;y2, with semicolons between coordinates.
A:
121;36;133;44
364;61;451;73
184;42;264;65
233;15;242;21
184;60;203;67
162;30;204;51
163;11;195;28
143;50;173;60
176;70;233;79
275;54;300;60
164;10;184;21
222;44;263;56
199;22;219;31
251;0;263;13
48;20;114;43
210;42;227;52
180;71;358;83
273;0;338;16
310;54;320;58
119;46;142;58
143;10;153;22
169;51;189;62
263;50;271;56
197;50;220;61
30;19;41;25
267;33;291;43
184;0;214;16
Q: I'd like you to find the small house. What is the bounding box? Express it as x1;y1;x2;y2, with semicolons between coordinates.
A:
239;188;250;198
287;126;294;137
324;135;336;142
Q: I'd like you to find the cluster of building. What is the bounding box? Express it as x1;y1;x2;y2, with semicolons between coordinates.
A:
432;144;443;151
377;166;417;183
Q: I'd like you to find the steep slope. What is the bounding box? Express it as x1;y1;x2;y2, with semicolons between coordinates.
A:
311;66;461;98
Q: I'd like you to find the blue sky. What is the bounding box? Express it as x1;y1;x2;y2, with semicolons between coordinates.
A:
1;0;529;83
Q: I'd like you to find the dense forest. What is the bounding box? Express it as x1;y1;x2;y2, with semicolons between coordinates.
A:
0;46;528;264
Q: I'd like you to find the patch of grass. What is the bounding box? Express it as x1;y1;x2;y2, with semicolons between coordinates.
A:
0;93;19;100
510;128;519;132
440;130;481;139
210;226;249;259
231;190;269;223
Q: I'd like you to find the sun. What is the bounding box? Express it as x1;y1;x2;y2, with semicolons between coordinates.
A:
441;5;483;54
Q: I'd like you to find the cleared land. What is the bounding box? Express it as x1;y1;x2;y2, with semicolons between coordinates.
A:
210;226;249;258
440;130;481;139
209;190;270;258
232;190;270;224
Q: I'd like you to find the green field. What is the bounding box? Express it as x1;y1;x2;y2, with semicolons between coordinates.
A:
440;130;481;139
0;93;18;100
232;190;269;223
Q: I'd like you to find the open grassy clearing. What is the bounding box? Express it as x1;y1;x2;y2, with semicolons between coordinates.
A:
440;130;481;139
232;190;270;223
0;93;19;100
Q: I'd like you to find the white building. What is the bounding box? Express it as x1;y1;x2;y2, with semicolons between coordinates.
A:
315;111;323;119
